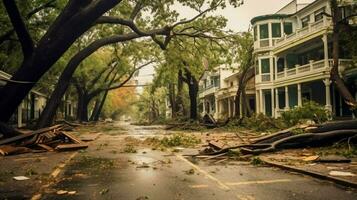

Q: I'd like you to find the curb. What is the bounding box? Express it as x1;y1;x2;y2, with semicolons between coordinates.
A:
260;158;357;188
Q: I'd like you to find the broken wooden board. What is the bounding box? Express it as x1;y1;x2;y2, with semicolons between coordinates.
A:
208;141;226;150
61;132;83;144
0;145;31;156
55;143;88;151
0;124;63;146
37;144;54;152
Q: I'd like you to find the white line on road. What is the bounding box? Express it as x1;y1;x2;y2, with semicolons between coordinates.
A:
176;154;231;191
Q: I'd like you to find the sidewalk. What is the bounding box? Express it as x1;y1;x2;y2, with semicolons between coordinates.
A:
260;149;357;188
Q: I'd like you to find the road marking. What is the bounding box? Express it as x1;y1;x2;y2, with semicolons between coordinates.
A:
31;152;78;200
226;179;292;186
176;154;230;191
189;184;209;188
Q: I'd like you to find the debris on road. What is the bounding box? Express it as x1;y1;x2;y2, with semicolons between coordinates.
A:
329;171;356;177
0;123;88;156
13;176;30;181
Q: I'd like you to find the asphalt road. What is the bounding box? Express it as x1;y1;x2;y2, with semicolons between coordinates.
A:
41;122;357;200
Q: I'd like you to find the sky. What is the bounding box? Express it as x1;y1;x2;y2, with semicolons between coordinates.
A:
135;0;298;88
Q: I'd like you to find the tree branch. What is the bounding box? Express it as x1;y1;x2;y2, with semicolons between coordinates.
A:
3;0;34;58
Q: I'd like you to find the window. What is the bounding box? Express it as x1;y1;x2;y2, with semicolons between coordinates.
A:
259;24;269;39
254;26;257;41
260;58;270;73
277;58;285;72
301;16;310;28
230;82;233;87
272;23;281;37
314;7;325;22
283;22;293;35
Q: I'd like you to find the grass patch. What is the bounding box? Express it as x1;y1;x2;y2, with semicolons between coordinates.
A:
122;145;137;153
147;133;201;148
74;155;116;171
250;157;264;166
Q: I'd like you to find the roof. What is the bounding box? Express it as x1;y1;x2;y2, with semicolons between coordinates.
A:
250;14;292;24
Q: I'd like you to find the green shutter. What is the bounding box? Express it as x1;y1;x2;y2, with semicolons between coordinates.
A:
272;23;281;37
283;22;293;35
259;24;269;39
261;58;270;73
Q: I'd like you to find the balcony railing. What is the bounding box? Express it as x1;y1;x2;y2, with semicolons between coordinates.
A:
276;17;331;47
275;59;352;80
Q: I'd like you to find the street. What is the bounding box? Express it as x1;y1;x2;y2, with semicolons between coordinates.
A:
38;122;356;200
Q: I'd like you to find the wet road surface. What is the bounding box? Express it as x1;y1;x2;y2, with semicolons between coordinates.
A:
41;122;357;200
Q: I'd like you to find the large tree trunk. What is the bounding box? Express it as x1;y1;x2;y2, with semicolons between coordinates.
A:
89;98;101;121
0;0;121;123
92;90;109;121
168;83;177;118
330;0;357;116
182;68;198;120
176;69;185;117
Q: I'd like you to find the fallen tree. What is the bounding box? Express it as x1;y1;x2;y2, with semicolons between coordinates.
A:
199;120;357;156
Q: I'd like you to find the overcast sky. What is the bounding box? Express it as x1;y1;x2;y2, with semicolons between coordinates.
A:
135;0;299;87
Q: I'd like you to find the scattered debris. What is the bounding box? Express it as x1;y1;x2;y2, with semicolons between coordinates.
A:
329;171;356;177
136;162;150;168
0;124;88;156
303;155;319;162
184;168;195;175
56;190;68;195
13;176;30;181
136;196;149;200
99;188;109;195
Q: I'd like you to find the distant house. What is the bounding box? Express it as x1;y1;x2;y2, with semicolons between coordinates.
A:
198;65;256;120
251;0;356;118
0;70;76;127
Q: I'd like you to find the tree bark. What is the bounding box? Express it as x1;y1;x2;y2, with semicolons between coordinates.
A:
182;68;198;120
330;0;357;116
168;83;177;118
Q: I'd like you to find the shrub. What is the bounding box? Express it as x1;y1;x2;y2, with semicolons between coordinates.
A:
281;101;331;126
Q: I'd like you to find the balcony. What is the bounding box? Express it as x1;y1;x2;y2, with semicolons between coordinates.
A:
275;59;352;80
199;84;219;98
275;17;331;48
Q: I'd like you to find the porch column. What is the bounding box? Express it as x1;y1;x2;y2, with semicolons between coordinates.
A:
323;79;332;112
322;34;329;67
274;57;278;80
271;88;275;117
285;86;289;110
297;83;302;106
259;89;264;114
227;98;231;118
17;103;22;128
255;90;259;113
215;97;219;119
275;88;280;117
202;99;206;114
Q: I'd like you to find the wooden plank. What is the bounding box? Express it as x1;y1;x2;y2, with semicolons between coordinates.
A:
55;143;88;151
0;145;31;156
61;132;83;144
0;124;63;146
208;141;226;150
37;144;54;151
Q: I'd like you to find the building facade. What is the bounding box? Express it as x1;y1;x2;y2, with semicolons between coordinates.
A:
252;0;356;118
198;66;256;120
0;70;76;127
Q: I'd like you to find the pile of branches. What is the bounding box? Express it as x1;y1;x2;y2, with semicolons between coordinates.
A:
201;120;357;155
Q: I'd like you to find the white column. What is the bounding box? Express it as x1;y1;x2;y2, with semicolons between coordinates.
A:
271;88;275;118
202;99;206;114
322;34;329;67
323;79;332;112
233;97;236;117
285;86;289;110
227;98;231;118
259;89;264;114
268;22;272;47
297;83;302;106
275;88;280;117
255;90;259;113
274;57;278;80
215;97;219;119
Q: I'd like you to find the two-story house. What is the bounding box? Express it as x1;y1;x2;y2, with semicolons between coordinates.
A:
199;65;256;120
252;0;356;118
